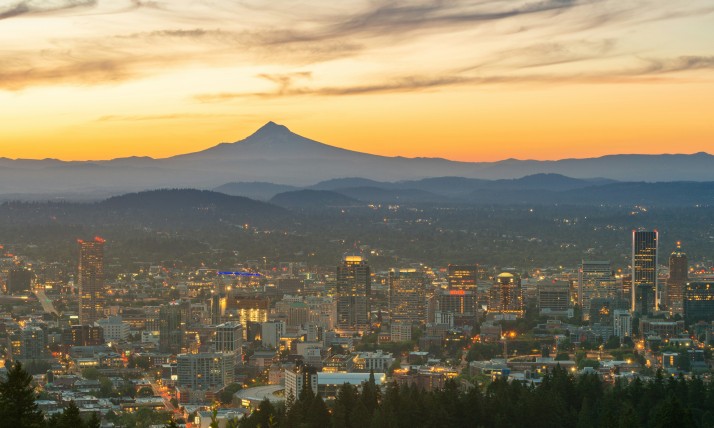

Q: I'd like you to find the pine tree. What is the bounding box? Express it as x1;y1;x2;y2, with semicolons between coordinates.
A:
0;361;45;428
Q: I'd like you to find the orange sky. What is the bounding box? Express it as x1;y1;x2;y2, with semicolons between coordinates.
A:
1;0;713;162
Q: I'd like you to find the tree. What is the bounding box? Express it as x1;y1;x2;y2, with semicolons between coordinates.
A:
0;361;45;428
81;367;101;380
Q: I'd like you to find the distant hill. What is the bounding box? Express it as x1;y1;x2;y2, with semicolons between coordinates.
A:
214;182;299;200
333;186;452;203
269;189;360;208
100;189;286;217
309;177;393;190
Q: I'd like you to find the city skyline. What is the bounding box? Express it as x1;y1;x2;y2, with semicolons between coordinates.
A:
1;0;713;161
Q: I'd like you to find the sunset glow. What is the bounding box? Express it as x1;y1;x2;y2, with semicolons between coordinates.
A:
1;0;713;161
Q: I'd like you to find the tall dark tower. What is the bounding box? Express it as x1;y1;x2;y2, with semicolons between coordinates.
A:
78;237;105;325
632;230;658;315
666;242;688;316
336;252;371;331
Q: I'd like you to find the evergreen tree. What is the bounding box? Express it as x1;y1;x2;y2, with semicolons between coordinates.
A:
0;361;45;428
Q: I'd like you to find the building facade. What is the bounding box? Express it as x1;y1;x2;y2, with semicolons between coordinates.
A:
78;237;105;325
389;268;426;324
336;252;371;330
666;242;688;316
632;230;658;315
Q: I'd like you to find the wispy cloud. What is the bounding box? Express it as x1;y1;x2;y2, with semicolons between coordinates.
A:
0;0;713;93
0;0;96;20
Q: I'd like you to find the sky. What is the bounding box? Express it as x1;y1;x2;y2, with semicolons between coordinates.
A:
1;0;713;162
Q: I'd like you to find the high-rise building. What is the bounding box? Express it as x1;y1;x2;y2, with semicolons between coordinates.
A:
21;326;46;360
613;309;632;340
447;265;478;290
260;320;285;349
578;261;617;321
214;321;243;355
284;363;318;402
389;268;426;324
684;281;714;324
436;289;477;326
666;242;688;316
176;352;235;391
488;272;524;319
336;252;371;330
537;281;570;315
159;301;188;354
78;237;105;325
632;230;658;315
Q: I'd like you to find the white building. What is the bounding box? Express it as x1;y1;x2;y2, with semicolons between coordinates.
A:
215;322;243;356
284;364;318;402
261;321;285;349
613;309;632;340
96;316;130;342
177;352;235;391
352;350;394;372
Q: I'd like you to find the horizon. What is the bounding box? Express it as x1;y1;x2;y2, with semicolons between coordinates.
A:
1;1;713;161
0;120;712;163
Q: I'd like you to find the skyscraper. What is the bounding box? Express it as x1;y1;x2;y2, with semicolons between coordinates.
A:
632;230;658;315
78;237;105;325
159;301;188;354
488;272;524;319
336;252;371;330
666;242;688;316
578;261;617;321
389;268;426;324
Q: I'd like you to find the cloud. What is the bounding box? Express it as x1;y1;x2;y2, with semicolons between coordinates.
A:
193;53;714;101
0;0;96;20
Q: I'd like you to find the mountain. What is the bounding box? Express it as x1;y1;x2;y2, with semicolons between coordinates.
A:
0;121;712;197
270;189;360;208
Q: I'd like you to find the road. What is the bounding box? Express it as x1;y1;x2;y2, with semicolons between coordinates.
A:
33;290;58;315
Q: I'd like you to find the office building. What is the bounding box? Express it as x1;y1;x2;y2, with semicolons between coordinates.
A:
578;261;617;321
613;309;632;340
62;324;104;347
389;268;426;324
159;301;188;354
632;230;658;315
390;322;412;342
447;265;478;290
78;237;105;325
537;281;570;315
176;352;235;391
666;242;688;316
336;252;371;330
436;289;478;326
352;350;394;372
488;273;524;319
284;363;318;401
214;321;243;355
96;316;130;342
21;326;46;360
684;281;714;324
260;320;285;349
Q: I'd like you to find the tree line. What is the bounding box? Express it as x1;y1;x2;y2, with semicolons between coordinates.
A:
239;367;714;428
3;361;714;427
